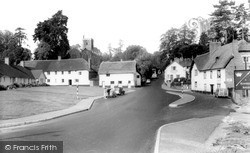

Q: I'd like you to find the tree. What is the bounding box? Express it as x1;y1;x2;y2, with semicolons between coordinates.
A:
123;45;146;61
33;10;70;59
178;24;196;45
68;46;82;59
34;41;51;60
14;27;27;47
0;30;31;64
210;0;235;43
136;52;153;79
233;3;249;40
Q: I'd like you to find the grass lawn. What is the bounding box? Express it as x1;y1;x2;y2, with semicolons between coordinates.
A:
0;86;103;120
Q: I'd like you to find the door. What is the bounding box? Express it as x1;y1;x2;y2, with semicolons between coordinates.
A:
210;84;214;95
69;79;72;85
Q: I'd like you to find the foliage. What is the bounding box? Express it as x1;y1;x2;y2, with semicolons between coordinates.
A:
33;10;70;60
68;45;82;59
34;41;51;60
123;45;147;61
209;1;250;44
0;30;31;64
0;85;7;91
14;27;27;47
136;52;153;79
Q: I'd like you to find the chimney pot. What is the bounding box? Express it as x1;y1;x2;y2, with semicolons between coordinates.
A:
58;56;61;61
4;57;9;65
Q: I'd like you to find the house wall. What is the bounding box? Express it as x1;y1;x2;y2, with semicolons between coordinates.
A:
0;76;34;86
191;64;227;93
99;73;136;88
164;62;187;83
45;70;90;86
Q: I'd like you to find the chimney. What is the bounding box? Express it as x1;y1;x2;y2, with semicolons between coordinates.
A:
4;57;9;65
20;61;24;67
209;41;221;55
174;57;180;63
88;58;91;70
58;56;61;61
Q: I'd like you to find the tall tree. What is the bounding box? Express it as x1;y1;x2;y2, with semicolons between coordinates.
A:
33;10;70;59
178;24;196;45
14;27;27;47
210;0;235;43
123;45;146;61
0;30;31;64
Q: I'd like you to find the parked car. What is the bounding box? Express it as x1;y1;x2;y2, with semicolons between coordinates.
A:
106;88;117;98
115;87;125;95
215;88;228;98
146;79;151;84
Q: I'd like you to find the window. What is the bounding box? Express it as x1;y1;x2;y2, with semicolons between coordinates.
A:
106;74;110;77
204;72;206;79
118;81;122;84
75;79;79;83
68;71;71;74
47;72;50;75
79;72;82;75
62;71;64;75
62;79;64;83
55;71;57;75
137;75;140;78
110;81;114;84
195;70;198;76
217;83;221;89
128;81;131;84
177;75;180;78
172;66;176;70
47;79;50;83
210;71;213;79
195;81;197;88
217;70;221;78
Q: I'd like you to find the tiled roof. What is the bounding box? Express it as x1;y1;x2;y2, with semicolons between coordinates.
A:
0;61;33;79
98;61;136;74
31;70;45;79
194;43;234;71
179;59;192;67
24;58;89;72
12;65;35;79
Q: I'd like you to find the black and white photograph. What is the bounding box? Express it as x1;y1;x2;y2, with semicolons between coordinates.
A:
0;0;250;152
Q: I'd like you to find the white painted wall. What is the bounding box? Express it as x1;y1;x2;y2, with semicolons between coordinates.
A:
99;73;136;88
0;76;33;87
191;64;227;92
45;70;90;86
164;62;187;82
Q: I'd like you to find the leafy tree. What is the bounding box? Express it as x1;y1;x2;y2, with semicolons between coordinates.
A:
136;52;153;79
210;0;235;43
14;27;27;47
0;30;31;64
178;24;196;45
34;41;51;60
123;45;146;61
68;46;82;59
33;10;70;59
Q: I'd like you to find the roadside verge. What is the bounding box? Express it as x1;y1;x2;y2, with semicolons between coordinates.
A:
0;96;103;129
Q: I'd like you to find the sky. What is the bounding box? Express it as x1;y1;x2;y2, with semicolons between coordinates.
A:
0;0;248;54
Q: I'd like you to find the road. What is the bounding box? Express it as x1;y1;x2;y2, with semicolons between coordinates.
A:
0;77;233;153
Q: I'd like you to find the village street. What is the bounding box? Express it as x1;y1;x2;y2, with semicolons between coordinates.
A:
0;77;233;153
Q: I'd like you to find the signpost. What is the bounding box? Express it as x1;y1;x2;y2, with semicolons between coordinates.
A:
234;70;250;90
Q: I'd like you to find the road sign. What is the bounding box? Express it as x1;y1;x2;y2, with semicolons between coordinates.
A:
234;70;250;90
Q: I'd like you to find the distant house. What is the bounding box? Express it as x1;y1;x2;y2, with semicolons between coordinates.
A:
191;40;250;97
164;58;192;83
31;70;46;84
23;57;91;86
0;57;35;86
98;60;141;88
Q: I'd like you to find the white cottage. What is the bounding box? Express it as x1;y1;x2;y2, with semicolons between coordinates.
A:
98;61;141;88
0;58;35;87
164;58;191;83
23;58;91;86
191;40;249;96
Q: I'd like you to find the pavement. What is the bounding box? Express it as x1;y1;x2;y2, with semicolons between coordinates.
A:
155;83;250;153
0;90;135;129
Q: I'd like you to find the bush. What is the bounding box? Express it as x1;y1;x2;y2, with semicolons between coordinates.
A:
13;83;20;88
7;84;17;90
171;77;191;87
0;85;7;91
